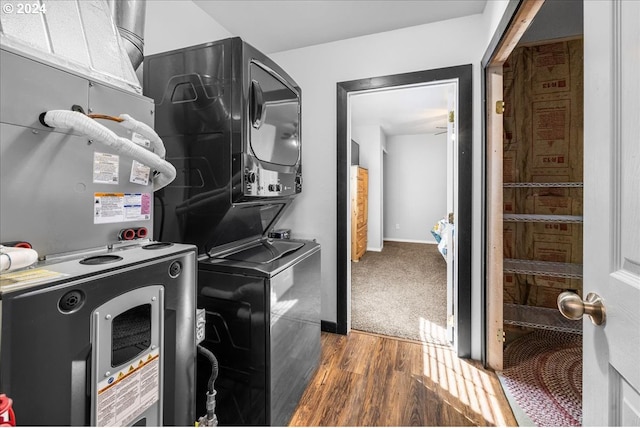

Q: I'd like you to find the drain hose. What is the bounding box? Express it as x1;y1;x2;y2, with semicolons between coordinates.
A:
197;344;219;393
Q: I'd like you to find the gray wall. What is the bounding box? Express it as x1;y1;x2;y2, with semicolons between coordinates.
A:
519;0;583;44
384;134;447;243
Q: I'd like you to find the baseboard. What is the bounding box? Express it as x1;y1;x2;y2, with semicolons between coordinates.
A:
321;320;337;333
383;237;438;245
366;246;383;252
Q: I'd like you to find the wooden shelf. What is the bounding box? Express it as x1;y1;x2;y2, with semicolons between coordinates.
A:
503;214;583;223
503;182;584;188
504;303;582;334
503;258;583;279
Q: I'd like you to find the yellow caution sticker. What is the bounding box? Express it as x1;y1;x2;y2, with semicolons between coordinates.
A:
97;350;160;426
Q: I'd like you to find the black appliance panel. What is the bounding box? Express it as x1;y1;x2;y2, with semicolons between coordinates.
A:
196;240;320;426
145;43;230;137
238;39;302;202
144;38;302;254
198;272;266;426
221;240;304;264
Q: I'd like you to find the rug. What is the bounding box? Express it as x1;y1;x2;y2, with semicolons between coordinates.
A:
351;241;448;344
501;330;582;427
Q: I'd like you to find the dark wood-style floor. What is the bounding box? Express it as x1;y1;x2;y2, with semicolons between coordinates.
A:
289;331;517;427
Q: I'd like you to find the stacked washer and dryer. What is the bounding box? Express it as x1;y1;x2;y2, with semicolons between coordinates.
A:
144;37;321;426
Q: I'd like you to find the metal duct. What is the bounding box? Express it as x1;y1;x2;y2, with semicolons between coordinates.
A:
108;0;146;71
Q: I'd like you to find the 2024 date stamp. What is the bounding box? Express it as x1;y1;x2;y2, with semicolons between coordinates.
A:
2;2;47;15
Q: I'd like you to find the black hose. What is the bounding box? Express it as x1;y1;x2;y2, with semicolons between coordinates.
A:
154;194;165;242
197;344;219;393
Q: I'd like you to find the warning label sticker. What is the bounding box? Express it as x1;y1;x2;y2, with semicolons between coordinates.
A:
131;132;151;149
130;160;151;186
93;152;120;185
96;350;160;427
94;193;151;224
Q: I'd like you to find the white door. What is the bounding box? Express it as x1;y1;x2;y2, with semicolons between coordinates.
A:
581;1;640;425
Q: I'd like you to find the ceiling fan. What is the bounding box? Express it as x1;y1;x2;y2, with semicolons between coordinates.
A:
434;126;447;135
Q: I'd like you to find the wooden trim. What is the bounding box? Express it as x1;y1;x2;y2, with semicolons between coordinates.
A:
482;0;548;371
485;65;504;371
482;0;522;67
489;0;546;66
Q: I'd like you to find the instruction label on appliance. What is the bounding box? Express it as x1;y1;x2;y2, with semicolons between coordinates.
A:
93;152;120;185
130;160;151;186
96;349;160;427
94;193;151;224
0;269;68;290
131;132;151;149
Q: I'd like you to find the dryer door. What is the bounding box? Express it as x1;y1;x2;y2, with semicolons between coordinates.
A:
249;62;300;168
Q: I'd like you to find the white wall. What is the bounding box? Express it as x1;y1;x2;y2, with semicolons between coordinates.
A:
378;128;387;250
144;1;232;55
351;124;385;251
384;134;447;243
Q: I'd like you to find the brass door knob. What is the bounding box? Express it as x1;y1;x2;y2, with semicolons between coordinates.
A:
557;291;606;325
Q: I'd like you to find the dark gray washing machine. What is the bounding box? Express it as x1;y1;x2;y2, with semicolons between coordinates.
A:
197;238;320;426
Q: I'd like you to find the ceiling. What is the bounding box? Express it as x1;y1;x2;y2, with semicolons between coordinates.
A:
192;0;487;136
351;83;453;136
193;0;487;54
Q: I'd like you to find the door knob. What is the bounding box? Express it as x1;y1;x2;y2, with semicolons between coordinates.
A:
557;291;606;325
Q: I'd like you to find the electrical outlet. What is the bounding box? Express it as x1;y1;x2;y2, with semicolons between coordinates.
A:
395;224;400;229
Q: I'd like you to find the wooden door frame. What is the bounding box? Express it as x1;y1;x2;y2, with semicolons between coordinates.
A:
481;0;546;369
335;65;473;358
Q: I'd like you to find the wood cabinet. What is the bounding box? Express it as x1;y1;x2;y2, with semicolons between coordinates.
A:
351;166;368;262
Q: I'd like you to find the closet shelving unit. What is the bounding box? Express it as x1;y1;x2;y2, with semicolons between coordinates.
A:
503;214;583;223
502;182;584;334
503;303;582;334
503;182;584;188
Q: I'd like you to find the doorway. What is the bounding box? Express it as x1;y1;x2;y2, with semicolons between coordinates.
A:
483;0;585;426
348;83;454;345
336;65;473;357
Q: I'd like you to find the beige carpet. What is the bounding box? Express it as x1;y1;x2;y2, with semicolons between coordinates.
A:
351;241;448;344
